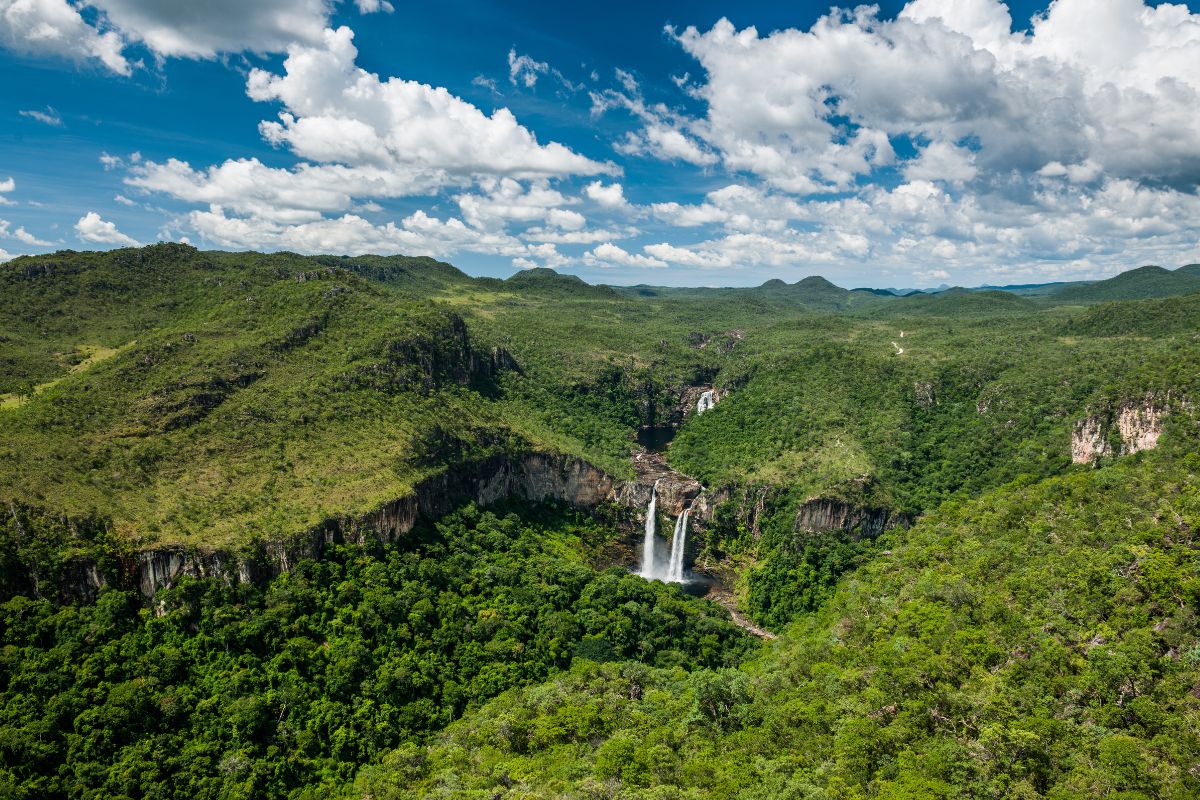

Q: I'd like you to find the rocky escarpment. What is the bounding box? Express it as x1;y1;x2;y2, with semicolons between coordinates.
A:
1071;394;1177;464
21;444;723;603
23;440;907;605
793;498;906;540
630;449;703;516
23;451;637;602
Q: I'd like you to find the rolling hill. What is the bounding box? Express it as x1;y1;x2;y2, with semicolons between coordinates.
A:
1051;264;1200;303
2;246;1199;799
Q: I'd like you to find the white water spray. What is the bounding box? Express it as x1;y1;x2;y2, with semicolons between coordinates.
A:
639;481;658;578
696;390;715;415
667;507;689;583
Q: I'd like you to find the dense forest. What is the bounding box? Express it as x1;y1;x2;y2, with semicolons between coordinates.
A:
2;246;1199;798
0;504;749;798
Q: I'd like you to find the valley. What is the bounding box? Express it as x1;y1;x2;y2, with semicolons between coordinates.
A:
2;245;1200;798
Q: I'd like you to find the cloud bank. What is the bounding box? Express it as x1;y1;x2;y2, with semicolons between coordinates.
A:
3;0;1199;285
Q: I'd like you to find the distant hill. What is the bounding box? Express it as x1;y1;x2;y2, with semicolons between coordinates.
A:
504;267;618;298
753;275;875;310
974;280;1091;297
622;275;881;311
1051;265;1200;303
869;287;1037;316
1059;291;1200;337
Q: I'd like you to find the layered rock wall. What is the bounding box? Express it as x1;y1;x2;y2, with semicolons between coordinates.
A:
55;451;630;600
1072;394;1173;464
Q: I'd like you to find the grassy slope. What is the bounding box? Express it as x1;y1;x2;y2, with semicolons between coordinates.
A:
0;248;532;545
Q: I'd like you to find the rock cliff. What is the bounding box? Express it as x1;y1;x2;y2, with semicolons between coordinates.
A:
1071;394;1174;464
793;498;905;539
31;451;632;601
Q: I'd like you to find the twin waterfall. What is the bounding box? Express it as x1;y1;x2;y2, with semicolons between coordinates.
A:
639;481;692;583
637;387;715;582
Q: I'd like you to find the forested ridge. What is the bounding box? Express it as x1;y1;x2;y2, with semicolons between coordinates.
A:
2;245;1199;798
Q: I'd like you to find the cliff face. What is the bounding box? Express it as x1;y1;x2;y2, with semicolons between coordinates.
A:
57;451;629;601
630;450;702;516
31;443;907;602
1071;395;1172;464
1071;416;1110;464
793;498;904;540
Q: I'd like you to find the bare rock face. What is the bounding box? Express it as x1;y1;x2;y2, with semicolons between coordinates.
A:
1072;394;1171;465
630;450;702;516
71;451;633;600
794;498;905;540
914;381;936;408
1071;416;1111;464
1116;401;1165;455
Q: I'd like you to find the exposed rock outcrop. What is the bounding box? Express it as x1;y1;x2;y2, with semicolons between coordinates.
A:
630;450;702;516
794;498;905;540
1071;394;1172;464
1071;416;1110;464
914;381;936;408
43;451;633;601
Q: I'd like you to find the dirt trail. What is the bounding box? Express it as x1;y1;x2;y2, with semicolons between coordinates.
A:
705;587;777;640
891;341;904;355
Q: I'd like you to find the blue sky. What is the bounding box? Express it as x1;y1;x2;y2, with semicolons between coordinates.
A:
1;0;1199;287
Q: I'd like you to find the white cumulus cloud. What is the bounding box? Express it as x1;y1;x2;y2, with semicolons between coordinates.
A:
0;0;130;74
583;181;628;210
12;225;52;245
248;28;611;180
126;26;613;260
667;1;1200;192
75;211;137;246
584;242;667;268
0;0;399;72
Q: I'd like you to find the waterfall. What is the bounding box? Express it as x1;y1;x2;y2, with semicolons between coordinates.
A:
696;389;715;415
639;481;692;584
639;482;658;578
667;507;690;583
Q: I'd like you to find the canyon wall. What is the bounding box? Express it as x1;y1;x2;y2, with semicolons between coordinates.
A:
36;451;633;601
1072;394;1173;464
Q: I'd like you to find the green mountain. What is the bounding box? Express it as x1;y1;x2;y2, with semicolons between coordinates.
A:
2;246;1199;799
504;266;620;298
1052;264;1200;303
869;287;1038;317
